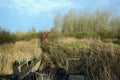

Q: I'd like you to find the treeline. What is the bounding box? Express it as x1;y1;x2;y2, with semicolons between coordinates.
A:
0;27;16;44
15;32;39;41
53;9;120;39
0;27;39;45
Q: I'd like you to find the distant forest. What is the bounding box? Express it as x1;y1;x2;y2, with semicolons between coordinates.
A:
52;9;120;39
0;9;120;45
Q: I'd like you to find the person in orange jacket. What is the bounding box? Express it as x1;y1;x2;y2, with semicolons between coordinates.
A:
41;31;49;44
40;31;49;53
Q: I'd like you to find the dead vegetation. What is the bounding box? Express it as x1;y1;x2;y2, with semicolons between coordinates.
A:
0;38;120;80
0;39;41;75
42;38;120;80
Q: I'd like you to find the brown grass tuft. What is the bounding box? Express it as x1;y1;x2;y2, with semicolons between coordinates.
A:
0;39;41;75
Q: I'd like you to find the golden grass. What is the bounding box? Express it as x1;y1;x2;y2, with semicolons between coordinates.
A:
0;37;120;80
42;38;120;80
0;39;42;75
56;37;78;44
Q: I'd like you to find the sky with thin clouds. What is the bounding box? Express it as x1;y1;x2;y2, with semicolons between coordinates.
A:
0;0;120;32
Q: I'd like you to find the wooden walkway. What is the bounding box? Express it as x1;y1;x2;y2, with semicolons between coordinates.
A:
17;58;41;80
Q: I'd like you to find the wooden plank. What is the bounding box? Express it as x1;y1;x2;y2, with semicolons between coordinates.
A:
18;59;40;80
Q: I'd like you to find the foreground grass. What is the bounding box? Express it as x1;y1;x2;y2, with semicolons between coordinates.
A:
0;38;120;80
43;38;120;80
0;39;41;75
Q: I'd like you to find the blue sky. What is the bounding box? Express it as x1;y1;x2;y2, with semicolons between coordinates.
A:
0;0;120;32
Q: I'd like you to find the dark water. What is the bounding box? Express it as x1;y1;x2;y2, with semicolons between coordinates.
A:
0;72;37;80
0;74;18;80
55;73;67;80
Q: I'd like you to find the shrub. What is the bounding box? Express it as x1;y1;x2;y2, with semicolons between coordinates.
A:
0;27;16;45
98;30;117;39
16;32;39;41
48;31;63;42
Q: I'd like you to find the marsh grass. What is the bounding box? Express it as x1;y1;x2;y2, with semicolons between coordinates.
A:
0;39;41;75
0;37;120;80
42;38;120;80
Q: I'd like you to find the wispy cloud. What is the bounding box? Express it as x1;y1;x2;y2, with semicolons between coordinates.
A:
13;0;73;16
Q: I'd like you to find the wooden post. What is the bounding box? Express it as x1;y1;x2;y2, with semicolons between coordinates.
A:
18;61;21;72
26;57;29;66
